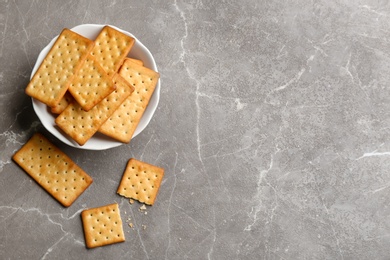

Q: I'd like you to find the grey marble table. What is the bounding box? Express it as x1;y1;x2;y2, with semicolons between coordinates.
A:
1;0;390;259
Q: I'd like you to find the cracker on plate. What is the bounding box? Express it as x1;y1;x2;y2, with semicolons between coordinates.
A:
68;54;115;111
91;26;135;76
26;29;94;107
99;59;159;143
55;73;134;146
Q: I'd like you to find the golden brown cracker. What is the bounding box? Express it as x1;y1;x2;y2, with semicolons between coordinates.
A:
12;133;93;207
117;158;164;205
98;59;159;143
26;29;94;107
55;74;134;146
68;54;115;111
91;26;135;75
81;203;125;248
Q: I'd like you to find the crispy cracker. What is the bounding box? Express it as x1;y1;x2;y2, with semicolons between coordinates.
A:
51;91;75;114
98;59;159;143
117;158;164;205
81;203;125;248
26;29;94;107
91;26;135;75
55;74;134;146
12;133;93;207
68;54;115;111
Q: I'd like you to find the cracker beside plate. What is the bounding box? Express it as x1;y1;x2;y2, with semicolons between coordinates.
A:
12;133;93;207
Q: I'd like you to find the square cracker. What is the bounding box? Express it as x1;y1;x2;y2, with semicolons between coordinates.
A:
81;203;125;248
68;54;115;111
12;133;93;207
91;26;135;76
98;59;160;143
117;158;164;205
55;73;134;146
26;29;94;107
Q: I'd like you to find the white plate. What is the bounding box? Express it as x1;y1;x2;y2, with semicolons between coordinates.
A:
31;24;160;150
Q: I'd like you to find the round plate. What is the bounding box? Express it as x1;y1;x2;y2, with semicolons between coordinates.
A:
31;24;160;150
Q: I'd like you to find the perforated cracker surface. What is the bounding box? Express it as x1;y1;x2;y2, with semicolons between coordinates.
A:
12;133;93;207
55;73;134;146
81;203;125;248
98;59;160;143
69;54;115;111
91;26;135;75
26;29;94;107
117;158;164;205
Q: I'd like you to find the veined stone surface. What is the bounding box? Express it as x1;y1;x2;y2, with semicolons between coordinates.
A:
2;0;390;259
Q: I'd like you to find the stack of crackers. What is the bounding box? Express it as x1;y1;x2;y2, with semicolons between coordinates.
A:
25;26;160;146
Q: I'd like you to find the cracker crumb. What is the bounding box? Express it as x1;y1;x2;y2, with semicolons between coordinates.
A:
139;204;147;211
129;199;134;204
142;224;147;230
144;211;147;215
129;223;134;228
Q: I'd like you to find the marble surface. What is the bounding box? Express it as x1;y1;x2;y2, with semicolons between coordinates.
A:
2;0;390;259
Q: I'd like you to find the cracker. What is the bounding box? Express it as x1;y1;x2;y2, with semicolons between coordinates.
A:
68;54;115;111
98;59;160;143
81;203;125;248
12;133;93;207
55;73;134;146
26;29;94;107
51;91;75;114
91;26;135;76
124;57;144;66
117;158;164;205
